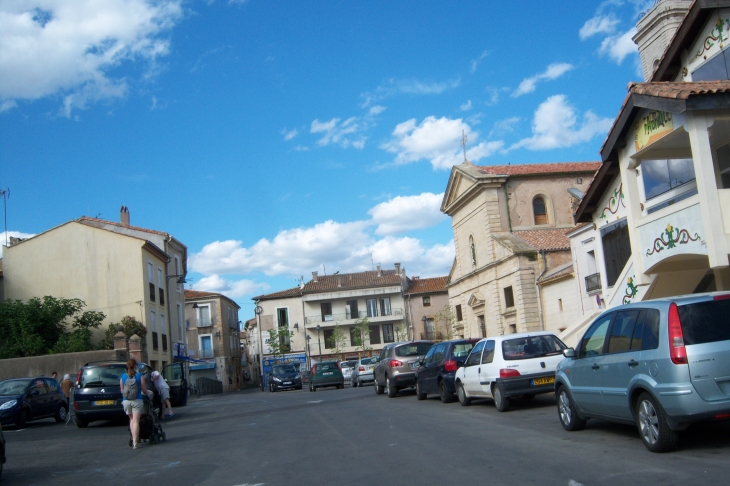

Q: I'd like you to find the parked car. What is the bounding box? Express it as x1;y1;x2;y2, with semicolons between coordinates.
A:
309;361;344;391
0;377;68;428
0;423;5;479
555;293;730;452
73;361;152;428
351;356;378;387
268;364;303;392
416;338;480;403
374;341;434;397
454;332;567;411
340;361;356;384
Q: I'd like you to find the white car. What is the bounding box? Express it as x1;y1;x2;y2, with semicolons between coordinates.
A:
453;331;567;412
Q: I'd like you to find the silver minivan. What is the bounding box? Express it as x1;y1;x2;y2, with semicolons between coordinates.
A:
555;292;730;452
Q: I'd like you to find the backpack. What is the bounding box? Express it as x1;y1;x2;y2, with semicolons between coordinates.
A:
123;373;138;400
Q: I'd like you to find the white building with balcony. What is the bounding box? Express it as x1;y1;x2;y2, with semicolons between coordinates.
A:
562;0;730;345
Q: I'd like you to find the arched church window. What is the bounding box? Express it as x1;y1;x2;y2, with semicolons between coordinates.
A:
533;197;547;225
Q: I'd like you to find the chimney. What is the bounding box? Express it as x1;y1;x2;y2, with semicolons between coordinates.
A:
377;264;381;277
312;271;318;282
394;263;401;275
120;206;130;226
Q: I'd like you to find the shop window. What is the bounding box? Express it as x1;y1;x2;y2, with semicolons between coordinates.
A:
601;220;632;287
692;48;730;81
641;158;697;211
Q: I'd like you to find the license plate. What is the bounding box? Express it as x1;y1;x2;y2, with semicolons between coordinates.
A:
283;382;292;385
366;366;372;371
410;362;419;369
94;400;115;406
532;376;555;386
323;372;333;375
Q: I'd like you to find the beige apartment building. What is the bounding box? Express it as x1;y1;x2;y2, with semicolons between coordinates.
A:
403;276;450;340
441;161;600;338
1;217;178;368
184;289;242;390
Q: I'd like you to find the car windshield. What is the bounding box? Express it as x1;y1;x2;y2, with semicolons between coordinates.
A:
501;335;566;360
678;299;730;345
395;343;433;357
79;365;127;387
0;379;31;395
341;361;356;369
360;358;375;365
452;342;478;358
272;365;297;374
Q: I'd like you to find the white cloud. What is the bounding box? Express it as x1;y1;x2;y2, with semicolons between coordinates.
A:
1;231;36;257
485;86;510;105
0;0;183;115
0;100;17;112
369;193;447;235
579;14;619;40
283;128;299;141
489;117;520;137
368;105;386;115
381;116;503;170
192;274;267;299
460;100;472;111
310;116;367;149
360;78;460;107
512;95;613;150
512;63;575;97
469;50;488;73
359;237;454;278
599;28;638;65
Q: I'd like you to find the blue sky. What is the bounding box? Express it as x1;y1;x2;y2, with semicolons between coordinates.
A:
1;0;653;313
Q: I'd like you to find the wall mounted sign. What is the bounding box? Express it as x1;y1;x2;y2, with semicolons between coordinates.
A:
634;111;673;151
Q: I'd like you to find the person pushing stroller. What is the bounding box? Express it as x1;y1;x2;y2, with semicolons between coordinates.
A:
150;371;175;419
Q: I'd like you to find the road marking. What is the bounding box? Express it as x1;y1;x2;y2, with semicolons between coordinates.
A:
308;400;323;403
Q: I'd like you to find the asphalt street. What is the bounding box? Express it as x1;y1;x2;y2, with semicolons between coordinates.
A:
2;384;730;486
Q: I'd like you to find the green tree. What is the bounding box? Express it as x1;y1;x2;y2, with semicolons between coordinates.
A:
97;316;148;350
326;324;348;356
0;296;104;358
434;304;457;341
350;318;373;356
267;326;294;358
394;324;408;342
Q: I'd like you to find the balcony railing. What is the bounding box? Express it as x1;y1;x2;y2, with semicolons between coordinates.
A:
305;308;403;324
199;349;214;359
585;273;601;293
197;317;215;328
421;331;443;341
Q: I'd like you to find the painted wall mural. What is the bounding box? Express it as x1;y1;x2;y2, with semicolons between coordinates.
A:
646;224;702;256
600;183;625;219
623;276;638;305
691;17;730;64
634;111;673;151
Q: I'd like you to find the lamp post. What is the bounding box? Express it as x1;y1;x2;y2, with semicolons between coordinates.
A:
165;273;187;364
422;315;427;340
255;301;264;392
316;324;322;361
305;334;311;371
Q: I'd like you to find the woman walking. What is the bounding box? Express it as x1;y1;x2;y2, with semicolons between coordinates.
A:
120;358;148;449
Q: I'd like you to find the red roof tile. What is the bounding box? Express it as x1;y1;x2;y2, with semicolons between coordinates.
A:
404;276;449;295
302;269;402;293
630;80;730;99
538;263;574;284
474;162;601;177
513;228;572;251
184;289;240;308
252;287;303;301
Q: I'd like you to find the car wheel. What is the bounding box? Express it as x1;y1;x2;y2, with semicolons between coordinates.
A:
439;381;454;403
17;409;27;428
493;385;510;412
636;392;678;453
557;387;586;431
416;380;427;400
375;380;384;395
75;418;88;428
457;383;471;406
386;378;398;398
55;404;68;423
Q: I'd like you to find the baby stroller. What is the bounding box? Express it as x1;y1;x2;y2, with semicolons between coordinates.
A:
128;388;166;447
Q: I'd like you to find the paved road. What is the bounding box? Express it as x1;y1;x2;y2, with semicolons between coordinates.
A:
2;384;730;485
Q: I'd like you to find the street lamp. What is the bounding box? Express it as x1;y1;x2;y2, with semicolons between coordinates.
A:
422;316;427;340
316;324;322;361
305;334;311;371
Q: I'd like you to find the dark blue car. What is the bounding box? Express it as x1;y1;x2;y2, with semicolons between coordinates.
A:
415;339;479;403
0;377;68;428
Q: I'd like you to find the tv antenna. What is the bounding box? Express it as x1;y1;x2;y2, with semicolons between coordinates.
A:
0;188;8;247
460;130;468;162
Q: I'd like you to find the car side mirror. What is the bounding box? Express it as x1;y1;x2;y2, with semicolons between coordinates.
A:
563;348;576;358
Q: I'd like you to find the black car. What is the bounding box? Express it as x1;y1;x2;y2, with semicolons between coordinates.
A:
73;361;152;428
160;362;188;406
268;364;303;392
415;339;480;403
0;377;68;428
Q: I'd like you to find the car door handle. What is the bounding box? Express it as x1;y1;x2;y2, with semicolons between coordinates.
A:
628;359;639;367
478;367;481;374
591;364;600;370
